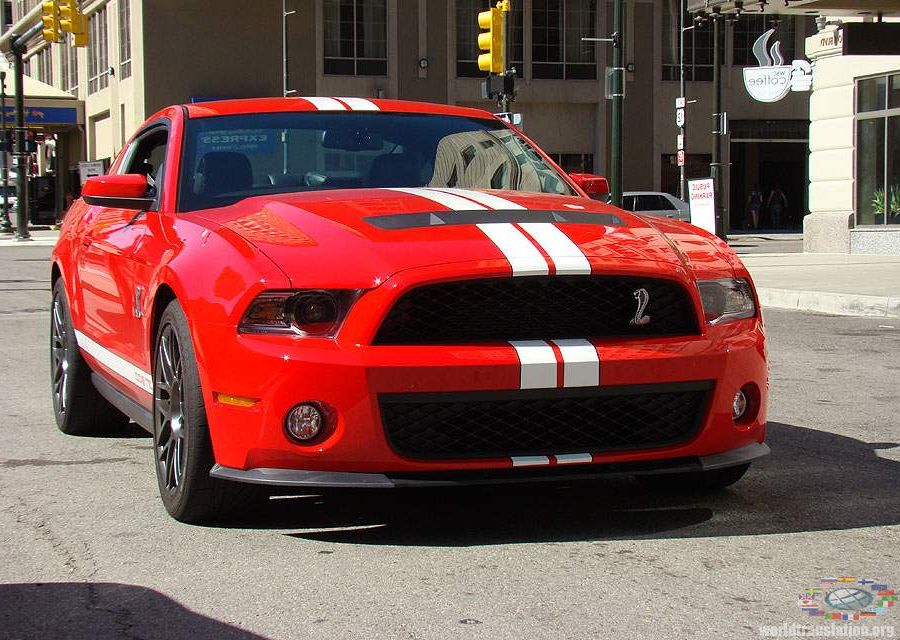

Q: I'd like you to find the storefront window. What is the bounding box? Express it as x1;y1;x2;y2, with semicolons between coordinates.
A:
857;118;885;226
856;74;900;226
858;77;886;113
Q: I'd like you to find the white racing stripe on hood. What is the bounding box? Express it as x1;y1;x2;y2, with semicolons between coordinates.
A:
432;188;526;210
477;223;549;277
388;187;488;211
518;222;591;275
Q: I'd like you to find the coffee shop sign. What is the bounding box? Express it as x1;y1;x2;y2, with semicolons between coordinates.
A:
743;29;812;103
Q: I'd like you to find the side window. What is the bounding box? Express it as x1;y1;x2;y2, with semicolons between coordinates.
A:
637;195;674;211
622;195;637;211
653;195;677;211
122;127;169;198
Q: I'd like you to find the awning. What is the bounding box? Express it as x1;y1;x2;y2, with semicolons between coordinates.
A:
0;73;83;128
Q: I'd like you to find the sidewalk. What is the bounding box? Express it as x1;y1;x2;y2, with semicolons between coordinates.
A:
739;252;900;319
0;229;59;247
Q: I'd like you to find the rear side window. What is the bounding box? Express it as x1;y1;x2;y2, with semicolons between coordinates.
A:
637;195;675;211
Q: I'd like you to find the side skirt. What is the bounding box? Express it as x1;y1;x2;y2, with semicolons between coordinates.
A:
91;372;154;433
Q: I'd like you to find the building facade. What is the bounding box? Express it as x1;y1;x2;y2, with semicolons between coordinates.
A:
3;1;812;232
688;0;900;254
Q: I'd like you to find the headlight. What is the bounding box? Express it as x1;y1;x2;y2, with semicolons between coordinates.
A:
239;289;362;337
697;278;756;325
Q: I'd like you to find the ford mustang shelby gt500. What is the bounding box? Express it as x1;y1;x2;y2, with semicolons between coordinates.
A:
51;97;768;522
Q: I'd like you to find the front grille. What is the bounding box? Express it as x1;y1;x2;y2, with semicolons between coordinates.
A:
373;276;699;345
379;382;712;459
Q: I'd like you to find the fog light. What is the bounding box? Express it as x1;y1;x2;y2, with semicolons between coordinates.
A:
732;390;748;422
285;403;324;442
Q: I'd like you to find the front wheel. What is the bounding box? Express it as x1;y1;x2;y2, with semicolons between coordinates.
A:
153;299;261;523
635;463;751;492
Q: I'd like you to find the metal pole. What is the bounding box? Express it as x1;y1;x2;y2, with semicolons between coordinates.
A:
501;3;511;113
610;0;624;207
711;13;724;240
0;70;9;234
679;0;686;202
11;35;29;241
282;0;296;96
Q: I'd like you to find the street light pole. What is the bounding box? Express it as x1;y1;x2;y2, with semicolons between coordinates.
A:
679;0;687;202
610;0;624;207
711;11;726;240
0;63;9;234
10;33;30;241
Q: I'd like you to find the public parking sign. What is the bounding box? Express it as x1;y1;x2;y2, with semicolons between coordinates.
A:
688;178;716;235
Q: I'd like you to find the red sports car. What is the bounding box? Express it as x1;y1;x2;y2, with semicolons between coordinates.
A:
50;97;768;523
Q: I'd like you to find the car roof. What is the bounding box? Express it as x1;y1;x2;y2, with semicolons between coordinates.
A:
623;191;673;196
182;97;497;120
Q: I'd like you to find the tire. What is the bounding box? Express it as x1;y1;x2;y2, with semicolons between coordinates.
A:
152;299;262;523
635;463;751;492
50;279;129;435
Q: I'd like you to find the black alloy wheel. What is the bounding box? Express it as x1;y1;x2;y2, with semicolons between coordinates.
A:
154;323;186;493
152;299;263;523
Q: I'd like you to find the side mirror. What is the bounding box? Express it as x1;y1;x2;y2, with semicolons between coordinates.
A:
569;173;610;201
82;174;155;210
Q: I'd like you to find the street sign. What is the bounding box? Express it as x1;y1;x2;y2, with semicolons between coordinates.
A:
688;178;716;235
676;108;685;128
78;160;104;185
677;150;685;167
677;134;684;151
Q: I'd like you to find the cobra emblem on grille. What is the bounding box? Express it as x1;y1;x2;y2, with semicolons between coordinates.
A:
630;288;651;326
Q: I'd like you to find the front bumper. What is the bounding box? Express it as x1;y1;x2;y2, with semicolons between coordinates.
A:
210;442;770;488
192;310;768;477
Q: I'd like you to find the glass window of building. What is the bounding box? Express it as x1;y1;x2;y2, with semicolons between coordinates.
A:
732;15;795;67
532;0;596;80
455;0;523;78
548;153;594;174
661;2;720;82
61;41;78;93
88;8;109;94
856;74;900;226
323;0;387;76
119;0;131;79
34;47;51;86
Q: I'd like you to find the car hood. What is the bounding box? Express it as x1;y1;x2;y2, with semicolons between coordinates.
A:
190;188;734;289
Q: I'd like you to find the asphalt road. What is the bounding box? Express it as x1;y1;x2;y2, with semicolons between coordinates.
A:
1;242;899;640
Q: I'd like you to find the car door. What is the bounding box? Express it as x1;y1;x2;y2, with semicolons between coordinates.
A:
75;123;169;400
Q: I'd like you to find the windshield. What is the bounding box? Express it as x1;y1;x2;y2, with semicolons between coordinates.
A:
178;112;574;212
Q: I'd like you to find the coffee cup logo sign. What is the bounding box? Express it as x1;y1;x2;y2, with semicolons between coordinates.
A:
743;29;812;103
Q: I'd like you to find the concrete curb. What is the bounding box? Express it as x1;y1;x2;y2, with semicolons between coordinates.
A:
758;288;900;319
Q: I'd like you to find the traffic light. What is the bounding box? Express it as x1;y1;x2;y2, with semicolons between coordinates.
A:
41;1;62;44
477;6;504;74
59;0;88;46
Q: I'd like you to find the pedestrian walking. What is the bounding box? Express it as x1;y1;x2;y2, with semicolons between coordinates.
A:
746;185;763;230
767;184;788;230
